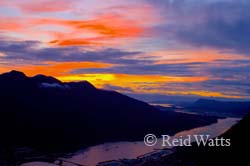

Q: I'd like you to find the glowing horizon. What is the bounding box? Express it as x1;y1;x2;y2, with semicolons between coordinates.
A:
0;0;250;100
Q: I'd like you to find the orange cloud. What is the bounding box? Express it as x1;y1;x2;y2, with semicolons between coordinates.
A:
49;38;102;46
0;61;114;77
0;17;26;31
36;14;144;46
0;14;144;46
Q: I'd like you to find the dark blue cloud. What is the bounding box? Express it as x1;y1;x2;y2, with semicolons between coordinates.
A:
0;39;206;77
102;84;135;93
0;39;144;64
202;59;250;81
147;0;250;55
71;62;205;76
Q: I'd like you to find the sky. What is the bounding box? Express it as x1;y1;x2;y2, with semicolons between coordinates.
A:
0;0;250;102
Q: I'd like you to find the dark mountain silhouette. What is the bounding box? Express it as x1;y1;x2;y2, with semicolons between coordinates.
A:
31;74;62;84
0;71;217;163
186;99;250;117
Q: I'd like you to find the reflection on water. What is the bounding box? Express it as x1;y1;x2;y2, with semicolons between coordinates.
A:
62;118;239;166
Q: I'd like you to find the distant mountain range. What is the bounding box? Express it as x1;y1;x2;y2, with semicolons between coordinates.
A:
0;70;217;163
186;99;250;117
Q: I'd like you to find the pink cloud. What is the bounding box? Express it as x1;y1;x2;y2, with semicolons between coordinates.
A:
17;0;77;13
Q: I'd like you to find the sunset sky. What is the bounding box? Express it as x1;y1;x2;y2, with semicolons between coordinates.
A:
0;0;250;101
